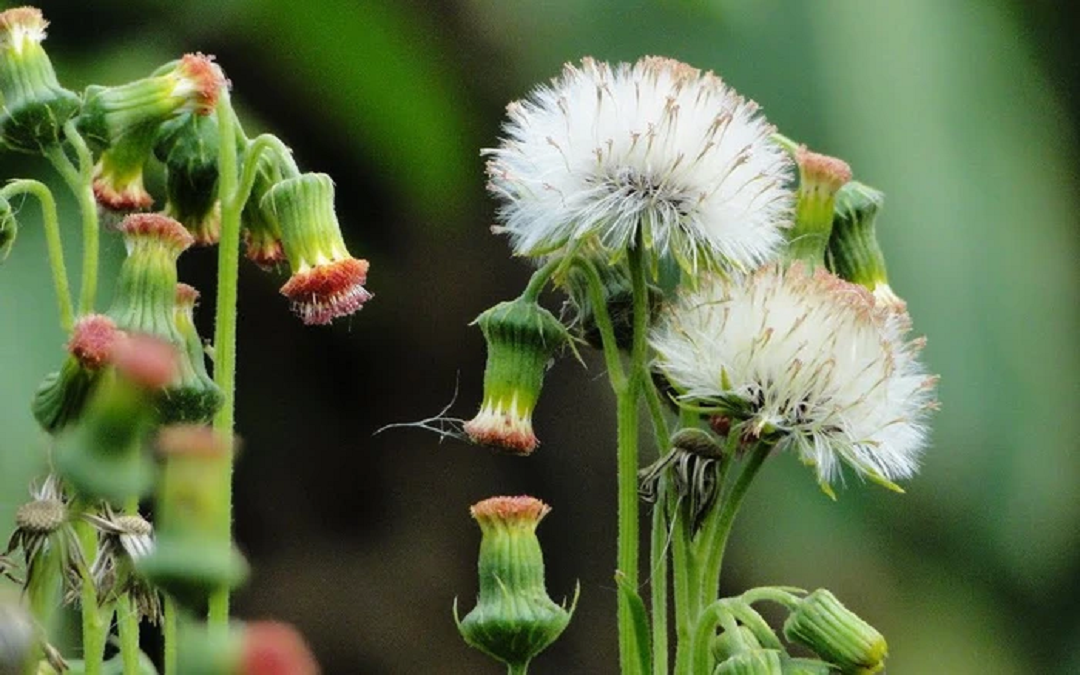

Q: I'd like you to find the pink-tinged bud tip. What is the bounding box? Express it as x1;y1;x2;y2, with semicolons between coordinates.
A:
176;282;200;307
92;179;154;213
470;496;551;525
279;258;372;325
156;424;232;459
0;6;47;35
796;146;852;192
243;230;286;269
117;213;195;251
240;622;320;675
111;333;178;389
67;314;122;370
177;53;226;115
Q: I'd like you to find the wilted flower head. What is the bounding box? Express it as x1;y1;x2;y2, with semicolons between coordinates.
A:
651;263;937;491
3;475;82;597
84;507;161;623
486;56;793;273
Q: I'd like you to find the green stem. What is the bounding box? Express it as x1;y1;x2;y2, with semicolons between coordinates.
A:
520;257;564;303
700;443;772;606
669;496;696;675
163;597;178;675
642;376;670;456
73;517;108;675
688;601;740;675
117;595;140;675
209;89;241;630
571;257;625;390
236;133;299;209
45;126;99;315
0;180;73;330
650;488;669;675
507;663;528;675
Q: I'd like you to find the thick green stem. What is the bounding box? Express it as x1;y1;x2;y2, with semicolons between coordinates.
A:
571;257;625;390
45;126;99;315
0;180;73;330
700;443;772;606
73;518;108;675
670;501;698;675
649;487;669;675
163;597;178;675
209;89;241;629
520;257;564;303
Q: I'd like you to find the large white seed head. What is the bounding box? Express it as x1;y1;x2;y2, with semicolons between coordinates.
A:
486;56;794;273
651;264;937;487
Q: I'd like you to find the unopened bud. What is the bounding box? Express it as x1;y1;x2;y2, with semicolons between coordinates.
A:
455;496;575;671
0;7;80;153
463;298;570;455
712;625;762;663
176;620;319;675
783;589;887;674
155;112;221;245
240;150;286;269
715;649;783;675
781;658;835;674
786;146;852;268
264;173;372;324
138;426;247;609
826;181;903;310
170;284;223;423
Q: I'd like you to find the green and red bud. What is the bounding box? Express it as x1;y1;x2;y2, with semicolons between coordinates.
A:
826;181;903;310
455;496;575;671
137;425;247;610
263;172;372;324
155;112;221;245
782;589;887;674
240;149;287;269
0;7;80;154
170;283;223;423
463;298;570;455
785;146;852;269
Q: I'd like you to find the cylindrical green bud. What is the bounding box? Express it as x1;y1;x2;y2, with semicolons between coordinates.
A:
177;620;319;675
714;649;784;675
782;590;887;674
155;112;221;245
456;496;574;671
77;53;224;151
781;658;836;674
171;284;223;423
825;181;903;309
55;334;176;504
463;298;570;455
137;425;247;610
240;149;286;269
263;172;372;325
32;314;121;434
91;120;158;213
0;8;80;154
785;146;852;269
0;196;16;261
712;625;762;663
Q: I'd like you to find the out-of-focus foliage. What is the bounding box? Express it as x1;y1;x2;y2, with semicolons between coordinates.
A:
1;1;1076;673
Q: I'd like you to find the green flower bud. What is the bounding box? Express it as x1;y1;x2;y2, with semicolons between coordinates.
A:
155;112;220;245
171;284;223;424
32;314;121;434
825;182;903;309
712;625;762;663
77;53;224;151
782;658;836;674
106;214;220;423
785;146;851;269
455;496;575;671
263;172;372;324
783;590;887;674
240;149;286;269
176;620;319;675
0;196;16;261
137;425;247;610
55;334;176;504
0;8;80;154
463;299;570;455
714;649;784;675
91;120;158;213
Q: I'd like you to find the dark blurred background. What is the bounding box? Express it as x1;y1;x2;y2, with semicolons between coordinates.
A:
2;1;1078;673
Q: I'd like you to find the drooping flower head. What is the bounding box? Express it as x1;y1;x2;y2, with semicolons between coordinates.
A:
651;264;937;492
155;112;221;245
826;180;904;309
0;7;80;153
486;56;794;273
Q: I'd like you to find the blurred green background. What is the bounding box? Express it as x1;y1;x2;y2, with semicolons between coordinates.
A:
2;1;1078;672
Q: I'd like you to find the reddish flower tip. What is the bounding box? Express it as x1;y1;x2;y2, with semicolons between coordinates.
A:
67;314;121;370
0;6;46;33
92;178;154;213
111;333;178;389
463;412;539;456
240;622;320;675
279;258;372;325
243;231;285;270
175;283;200;307
796;146;852;191
470;496;551;524
156;424;231;459
117;213;195;252
178;53;226;115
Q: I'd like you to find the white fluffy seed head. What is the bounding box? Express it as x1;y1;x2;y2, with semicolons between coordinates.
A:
651;263;937;488
486;56;794;274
